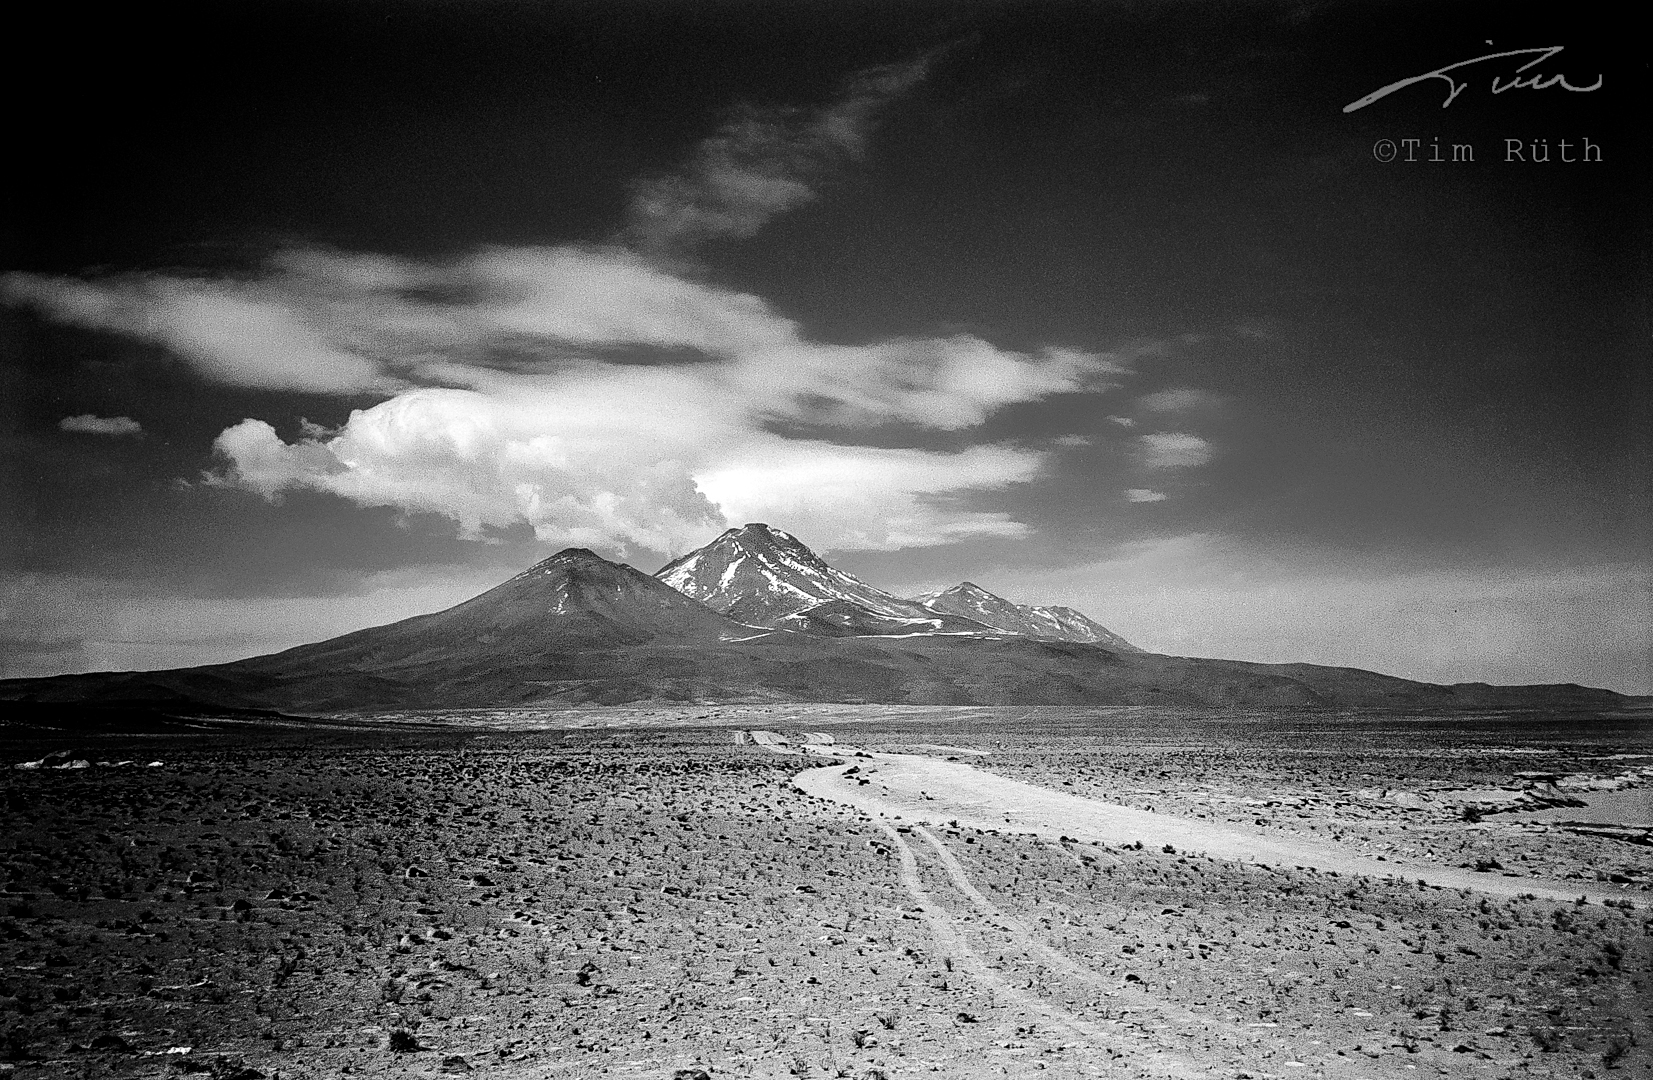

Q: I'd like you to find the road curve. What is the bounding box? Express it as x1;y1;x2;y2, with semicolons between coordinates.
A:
792;747;1633;906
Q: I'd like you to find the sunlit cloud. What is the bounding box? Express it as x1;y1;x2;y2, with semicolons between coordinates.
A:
696;441;1043;552
206;373;1053;556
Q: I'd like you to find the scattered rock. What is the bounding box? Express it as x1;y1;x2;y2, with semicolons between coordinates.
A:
83;1034;134;1053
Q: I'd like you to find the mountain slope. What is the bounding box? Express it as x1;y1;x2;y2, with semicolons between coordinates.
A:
263;547;763;664
915;581;1141;650
655;523;997;636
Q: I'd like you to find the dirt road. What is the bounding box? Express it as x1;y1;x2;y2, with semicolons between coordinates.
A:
771;739;1446;1078
789;746;1632;906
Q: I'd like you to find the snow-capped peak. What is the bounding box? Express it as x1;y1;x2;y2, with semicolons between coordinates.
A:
654;525;1139;647
915;581;1141;650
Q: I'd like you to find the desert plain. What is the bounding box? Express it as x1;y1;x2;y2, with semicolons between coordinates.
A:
1;705;1648;1080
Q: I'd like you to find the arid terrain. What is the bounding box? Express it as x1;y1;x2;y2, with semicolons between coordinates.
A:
2;706;1648;1079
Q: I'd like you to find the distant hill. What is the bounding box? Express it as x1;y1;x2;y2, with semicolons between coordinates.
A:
0;532;1628;713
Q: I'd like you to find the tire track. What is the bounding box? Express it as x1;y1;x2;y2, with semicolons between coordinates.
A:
909;825;1418;1080
875;820;1209;1079
914;825;1213;1021
779;740;1426;1079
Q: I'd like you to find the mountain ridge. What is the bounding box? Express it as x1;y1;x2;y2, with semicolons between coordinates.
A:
655;523;1004;637
654;523;1137;645
913;580;1142;650
0;533;1629;713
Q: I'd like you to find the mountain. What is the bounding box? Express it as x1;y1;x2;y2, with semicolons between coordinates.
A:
0;549;779;711
0;539;1629;714
655;523;999;637
264;547;765;657
914;581;1142;650
656;523;1139;647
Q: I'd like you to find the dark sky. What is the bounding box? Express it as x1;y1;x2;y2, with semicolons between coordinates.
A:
2;1;1646;692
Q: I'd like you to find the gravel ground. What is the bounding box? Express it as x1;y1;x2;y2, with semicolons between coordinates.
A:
2;708;1647;1079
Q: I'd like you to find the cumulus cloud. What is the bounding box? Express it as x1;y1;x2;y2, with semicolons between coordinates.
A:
206;372;1051;556
1125;488;1167;502
59;414;143;437
622;54;933;253
1140;431;1213;469
207;387;727;554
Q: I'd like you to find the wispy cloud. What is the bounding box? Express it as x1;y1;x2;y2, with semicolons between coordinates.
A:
621;54;933;254
59;414;143;437
1139;431;1213;470
2;272;394;394
1125;488;1167;502
1137;387;1217;413
97;244;1119;555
